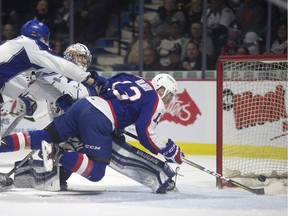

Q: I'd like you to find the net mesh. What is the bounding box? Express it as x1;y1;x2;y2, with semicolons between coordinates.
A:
221;58;288;178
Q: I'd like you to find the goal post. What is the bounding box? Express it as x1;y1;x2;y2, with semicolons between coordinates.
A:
216;54;288;188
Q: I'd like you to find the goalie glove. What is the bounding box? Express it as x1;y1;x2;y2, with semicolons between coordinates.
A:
160;139;184;164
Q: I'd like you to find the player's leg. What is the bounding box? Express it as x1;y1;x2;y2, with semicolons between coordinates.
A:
42;98;112;183
0;130;52;153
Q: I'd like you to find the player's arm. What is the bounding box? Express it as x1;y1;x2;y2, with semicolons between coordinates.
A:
135;100;183;164
28;48;106;90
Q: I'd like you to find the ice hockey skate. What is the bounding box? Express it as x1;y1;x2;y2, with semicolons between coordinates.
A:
41;140;61;172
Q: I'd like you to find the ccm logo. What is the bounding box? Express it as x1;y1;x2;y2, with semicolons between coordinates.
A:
85;145;101;150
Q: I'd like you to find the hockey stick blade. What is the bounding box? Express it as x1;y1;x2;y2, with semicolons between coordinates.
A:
182;158;265;195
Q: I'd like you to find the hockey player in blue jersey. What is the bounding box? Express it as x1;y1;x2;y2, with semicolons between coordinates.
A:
0;73;183;193
0;20;103;115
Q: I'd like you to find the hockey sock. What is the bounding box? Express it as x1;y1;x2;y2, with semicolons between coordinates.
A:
59;151;106;182
0;130;51;152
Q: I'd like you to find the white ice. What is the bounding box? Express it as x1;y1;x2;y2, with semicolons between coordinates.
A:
0;151;287;216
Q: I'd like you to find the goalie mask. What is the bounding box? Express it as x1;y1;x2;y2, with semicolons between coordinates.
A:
151;73;178;104
63;43;92;71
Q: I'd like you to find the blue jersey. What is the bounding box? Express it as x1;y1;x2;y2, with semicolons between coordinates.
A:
0;36;89;89
86;73;166;154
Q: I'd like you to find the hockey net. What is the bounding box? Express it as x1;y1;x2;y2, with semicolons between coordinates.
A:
216;54;288;191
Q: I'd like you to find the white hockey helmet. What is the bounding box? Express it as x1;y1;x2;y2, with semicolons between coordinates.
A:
151;73;178;104
63;43;92;70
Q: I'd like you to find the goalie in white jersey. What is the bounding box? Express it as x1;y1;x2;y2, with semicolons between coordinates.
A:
39;42;99;114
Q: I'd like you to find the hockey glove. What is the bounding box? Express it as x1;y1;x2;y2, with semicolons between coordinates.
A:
112;129;126;143
11;95;37;116
160;139;184;164
89;71;110;95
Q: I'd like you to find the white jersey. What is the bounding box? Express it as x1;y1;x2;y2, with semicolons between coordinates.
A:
41;73;93;101
0;36;90;99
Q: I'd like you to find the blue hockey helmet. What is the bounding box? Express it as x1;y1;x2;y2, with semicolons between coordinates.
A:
21;20;50;45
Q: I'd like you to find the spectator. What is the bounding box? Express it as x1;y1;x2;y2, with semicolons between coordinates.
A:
220;24;242;55
143;48;163;71
1;23;17;43
181;41;214;70
204;0;235;55
182;21;215;60
125;20;161;66
27;0;55;30
242;31;261;54
221;37;239;55
50;37;66;55
162;45;183;71
183;0;203;34
235;0;266;36
236;46;249;55
2;0;34;26
150;0;186;38
53;0;70;41
270;19;287;54
157;18;187;67
227;24;242;44
74;0;110;45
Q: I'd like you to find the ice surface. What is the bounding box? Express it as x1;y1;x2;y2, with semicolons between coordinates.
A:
0;151;287;216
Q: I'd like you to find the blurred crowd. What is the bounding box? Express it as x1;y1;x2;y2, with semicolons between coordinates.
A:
123;0;287;71
1;0;287;71
1;0;130;53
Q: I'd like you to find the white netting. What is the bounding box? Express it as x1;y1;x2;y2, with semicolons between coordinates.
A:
219;56;288;179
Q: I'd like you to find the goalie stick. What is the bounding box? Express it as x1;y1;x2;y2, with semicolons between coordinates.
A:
1;113;25;137
123;131;265;195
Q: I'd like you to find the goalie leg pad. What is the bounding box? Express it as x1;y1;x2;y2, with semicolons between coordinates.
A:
14;159;60;191
110;137;176;193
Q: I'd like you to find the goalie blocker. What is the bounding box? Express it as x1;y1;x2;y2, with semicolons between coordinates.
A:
14;137;176;193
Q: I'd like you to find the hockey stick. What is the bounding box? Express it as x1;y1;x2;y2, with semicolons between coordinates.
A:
1;113;25;137
123;131;265;195
124;130;138;140
182;158;264;195
0;149;37;187
270;132;288;141
0;110;36;187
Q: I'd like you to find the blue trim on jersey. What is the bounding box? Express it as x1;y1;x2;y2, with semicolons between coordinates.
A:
0;48;42;85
